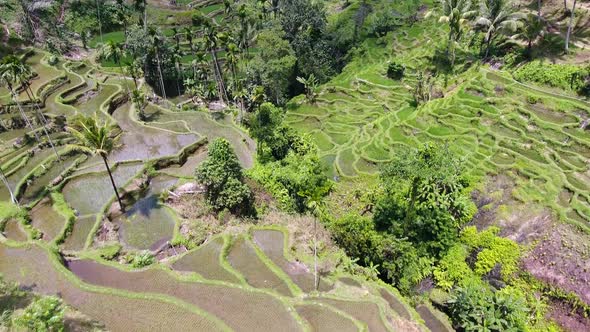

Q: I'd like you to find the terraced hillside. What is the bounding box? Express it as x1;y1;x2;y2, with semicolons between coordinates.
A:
286;18;590;232
0;49;442;330
0;226;450;331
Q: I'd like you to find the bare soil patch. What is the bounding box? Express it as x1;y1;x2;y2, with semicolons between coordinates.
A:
522;223;590;305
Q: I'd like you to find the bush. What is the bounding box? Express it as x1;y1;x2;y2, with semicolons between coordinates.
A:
514;61;589;93
13;296;65;332
461;226;520;278
386;62;405;80
196;138;253;215
130;251;154;268
448;280;529;331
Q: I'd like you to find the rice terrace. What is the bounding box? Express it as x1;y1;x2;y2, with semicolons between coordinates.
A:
1;0;590;330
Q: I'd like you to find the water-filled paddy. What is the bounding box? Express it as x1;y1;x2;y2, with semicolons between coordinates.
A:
62;162;143;215
227;235;293;296
172;237;241;283
252;229;333;292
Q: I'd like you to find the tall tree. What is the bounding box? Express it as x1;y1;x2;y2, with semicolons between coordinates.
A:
438;0;476;67
67;116;125;212
96;0;104;44
565;0;578;53
184;27;194;52
204;25;228;103
101;41;129;94
124;59;142;89
16;58;60;159
0;167;17;205
148;27;168;100
134;0;147;31
514;13;545;53
131;89;147;120
0;55;40;143
475;0;523;58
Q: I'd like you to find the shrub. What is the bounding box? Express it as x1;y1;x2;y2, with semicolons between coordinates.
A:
13;296;65;332
514;61;589;93
195;138;253;215
130;251;154;268
461;226;520;278
386;62;405;80
433;244;472;290
448;280;529;331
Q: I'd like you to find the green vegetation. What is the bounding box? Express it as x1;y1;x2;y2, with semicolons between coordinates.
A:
196;138;252;214
1;0;590;330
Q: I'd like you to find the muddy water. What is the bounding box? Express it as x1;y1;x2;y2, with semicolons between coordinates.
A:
115;194;176;250
172;237;241;283
61;215;97;251
30;198;66;241
2;219;27;241
65;258;302;331
416;305;452;332
0;245;225;331
62;163;142;215
252;229;333;292
110;104;198;162
115;174;178;250
227;235;293;296
21;155;78;203
379;288;412;320
314;298;390;332
296;304;358;332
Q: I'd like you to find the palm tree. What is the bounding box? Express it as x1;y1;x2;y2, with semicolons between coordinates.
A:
96;0;104;44
0;55;40;143
225;42;240;94
475;0;523;58
131;89;147;120
514;13;545;53
124;59;143;89
184;27;194;52
0;167;18;205
134;0;147;32
16;58;60;159
204;25;228;103
437;0;476;67
116;0;129;36
565;0;578;53
171;27;181;50
148;27;168;100
67;116;125;212
101;41;129;94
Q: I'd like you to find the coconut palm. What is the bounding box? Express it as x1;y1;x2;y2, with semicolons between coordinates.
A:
0;55;40;143
134;0;147;31
100;41;129;94
514;13;545;53
475;0;523;58
148;27;168;100
183;27;194;52
0;167;18;205
565;0;578;53
204;25;228;103
67;116;125;212
96;0;104;44
225;42;240;94
131;89;147;120
437;0;477;67
16;58;60;159
115;0;129;36
124;59;143;89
